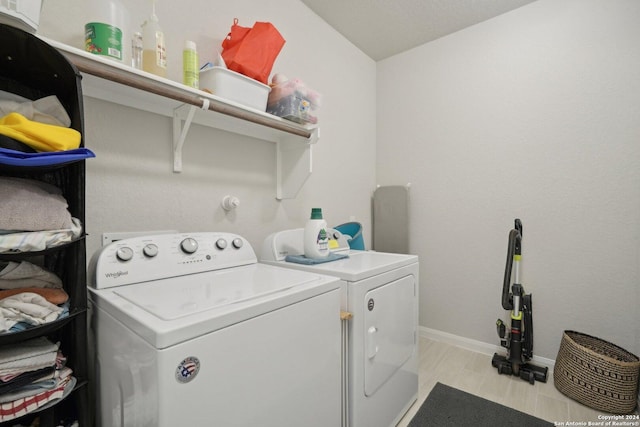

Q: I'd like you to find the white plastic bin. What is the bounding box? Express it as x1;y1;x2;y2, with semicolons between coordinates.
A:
199;66;270;111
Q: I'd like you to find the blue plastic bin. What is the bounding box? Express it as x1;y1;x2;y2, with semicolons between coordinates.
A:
334;222;365;250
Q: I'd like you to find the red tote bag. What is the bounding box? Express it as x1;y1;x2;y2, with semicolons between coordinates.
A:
221;19;285;84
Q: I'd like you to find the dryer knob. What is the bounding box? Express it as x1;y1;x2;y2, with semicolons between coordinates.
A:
232;238;243;249
216;238;228;250
180;238;198;254
143;243;159;258
115;246;134;262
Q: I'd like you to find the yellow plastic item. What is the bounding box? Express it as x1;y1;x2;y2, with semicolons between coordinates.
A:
0;112;81;152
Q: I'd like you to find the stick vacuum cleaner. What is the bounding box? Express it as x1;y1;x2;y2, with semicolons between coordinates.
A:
491;219;548;384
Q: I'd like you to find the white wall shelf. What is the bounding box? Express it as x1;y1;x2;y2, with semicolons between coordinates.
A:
47;39;319;200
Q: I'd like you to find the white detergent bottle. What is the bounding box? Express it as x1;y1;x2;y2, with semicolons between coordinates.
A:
304;208;329;259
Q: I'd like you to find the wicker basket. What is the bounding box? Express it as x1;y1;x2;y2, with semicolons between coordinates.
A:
554;331;640;414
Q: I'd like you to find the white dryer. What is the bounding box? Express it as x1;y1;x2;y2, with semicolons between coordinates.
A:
261;229;419;427
88;232;342;427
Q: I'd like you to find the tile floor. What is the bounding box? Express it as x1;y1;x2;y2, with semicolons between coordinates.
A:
396;336;639;426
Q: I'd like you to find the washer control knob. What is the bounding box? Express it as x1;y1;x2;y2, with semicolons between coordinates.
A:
115;247;134;262
216;238;228;250
232;238;243;249
143;244;159;258
180;238;198;254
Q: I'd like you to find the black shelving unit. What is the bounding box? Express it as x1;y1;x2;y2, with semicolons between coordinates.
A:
0;24;90;426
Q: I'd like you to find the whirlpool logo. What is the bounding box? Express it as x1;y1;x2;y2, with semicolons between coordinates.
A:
104;270;128;279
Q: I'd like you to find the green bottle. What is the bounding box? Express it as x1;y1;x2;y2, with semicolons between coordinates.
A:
183;40;199;88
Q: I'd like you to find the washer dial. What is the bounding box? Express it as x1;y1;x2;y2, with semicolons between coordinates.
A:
180;238;198;254
115;247;133;262
143;243;159;258
216;238;228;250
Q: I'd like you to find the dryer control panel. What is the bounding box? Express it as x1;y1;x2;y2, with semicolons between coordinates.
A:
89;232;257;289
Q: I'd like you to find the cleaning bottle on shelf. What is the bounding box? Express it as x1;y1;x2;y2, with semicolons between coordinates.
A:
85;0;127;62
183;40;199;88
304;208;329;259
141;0;166;77
131;31;143;69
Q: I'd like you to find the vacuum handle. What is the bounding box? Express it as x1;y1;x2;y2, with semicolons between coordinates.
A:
501;219;523;311
514;218;523;255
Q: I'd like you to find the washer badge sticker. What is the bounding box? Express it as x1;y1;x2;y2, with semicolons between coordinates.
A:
368;298;375;311
175;356;200;383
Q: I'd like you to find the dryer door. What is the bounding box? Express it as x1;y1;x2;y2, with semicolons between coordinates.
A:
363;274;416;396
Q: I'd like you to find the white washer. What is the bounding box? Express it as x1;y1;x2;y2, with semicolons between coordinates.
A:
261;229;419;427
88;232;342;427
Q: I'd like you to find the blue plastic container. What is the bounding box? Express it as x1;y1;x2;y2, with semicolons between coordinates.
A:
334;222;365;250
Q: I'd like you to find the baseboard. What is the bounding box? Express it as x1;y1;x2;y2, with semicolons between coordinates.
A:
419;326;556;370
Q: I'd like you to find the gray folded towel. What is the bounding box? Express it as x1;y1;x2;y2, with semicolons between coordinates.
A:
0;336;59;375
285;253;349;264
0;177;73;231
0;261;62;289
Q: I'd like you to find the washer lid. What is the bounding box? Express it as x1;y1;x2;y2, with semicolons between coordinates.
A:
113;264;320;320
278;251;418;282
89;263;340;349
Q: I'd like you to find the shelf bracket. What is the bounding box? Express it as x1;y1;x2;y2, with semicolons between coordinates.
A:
172;99;210;172
276;127;320;200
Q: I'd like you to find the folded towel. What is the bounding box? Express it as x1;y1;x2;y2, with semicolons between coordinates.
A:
0;367;55;396
0;376;75;422
0;90;29;103
8;301;69;334
0;261;63;289
0;217;83;254
0;95;71;127
0;112;80;152
0;288;68;305
0;177;73;231
285;252;349;265
0;293;64;332
0;367;71;403
0;337;59;376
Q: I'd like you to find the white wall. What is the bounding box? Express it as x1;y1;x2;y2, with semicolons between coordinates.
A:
377;0;640;359
37;0;376;260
